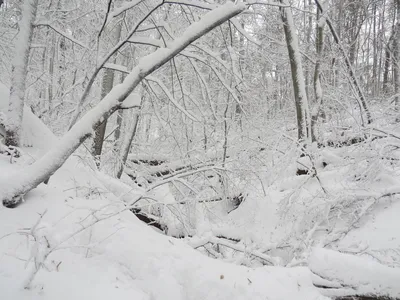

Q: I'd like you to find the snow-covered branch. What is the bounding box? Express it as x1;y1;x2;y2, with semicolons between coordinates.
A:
34;22;90;49
1;2;246;206
189;235;281;266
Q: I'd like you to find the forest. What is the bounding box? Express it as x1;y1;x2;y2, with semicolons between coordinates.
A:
0;0;400;299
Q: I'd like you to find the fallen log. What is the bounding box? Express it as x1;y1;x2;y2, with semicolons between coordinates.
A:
176;193;245;206
318;135;382;149
309;248;400;300
131;208;166;232
126;159;218;185
129;158;167;166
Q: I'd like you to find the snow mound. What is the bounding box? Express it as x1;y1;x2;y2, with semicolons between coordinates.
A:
0;82;56;150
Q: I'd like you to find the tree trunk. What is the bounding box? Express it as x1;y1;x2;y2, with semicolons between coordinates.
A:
311;6;325;142
304;0;313;100
383;32;394;94
92;17;123;165
116;108;141;179
280;0;311;143
92;68;116;163
5;0;38;147
394;0;400;108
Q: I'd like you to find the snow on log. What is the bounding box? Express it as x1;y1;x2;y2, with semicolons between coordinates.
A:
309;247;400;299
0;2;246;206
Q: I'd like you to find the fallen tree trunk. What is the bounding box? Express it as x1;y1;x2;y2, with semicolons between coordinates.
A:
129;155;167;166
125;159;218;184
309;248;400;300
131;208;166;232
0;2;246;207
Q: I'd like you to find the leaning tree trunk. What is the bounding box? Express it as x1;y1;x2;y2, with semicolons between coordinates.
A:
280;0;312;143
0;2;246;207
5;0;38;147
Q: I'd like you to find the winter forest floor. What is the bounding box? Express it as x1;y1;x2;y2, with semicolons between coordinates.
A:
1;86;400;299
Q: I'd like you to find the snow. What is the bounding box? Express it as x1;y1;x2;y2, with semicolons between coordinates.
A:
2;1;400;299
338;198;400;267
0;143;328;300
2;97;400;300
309;247;400;298
0;83;56;150
0;81;330;299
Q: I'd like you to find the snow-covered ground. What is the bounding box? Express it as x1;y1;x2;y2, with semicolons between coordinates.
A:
0;142;326;300
1;82;400;299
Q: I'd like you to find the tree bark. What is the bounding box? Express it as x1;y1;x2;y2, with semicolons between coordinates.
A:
5;0;38;147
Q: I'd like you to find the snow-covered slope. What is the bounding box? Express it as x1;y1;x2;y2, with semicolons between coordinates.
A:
0;86;328;299
0;151;327;300
1;81;399;299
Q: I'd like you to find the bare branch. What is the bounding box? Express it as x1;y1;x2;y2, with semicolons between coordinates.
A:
34;22;89;49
